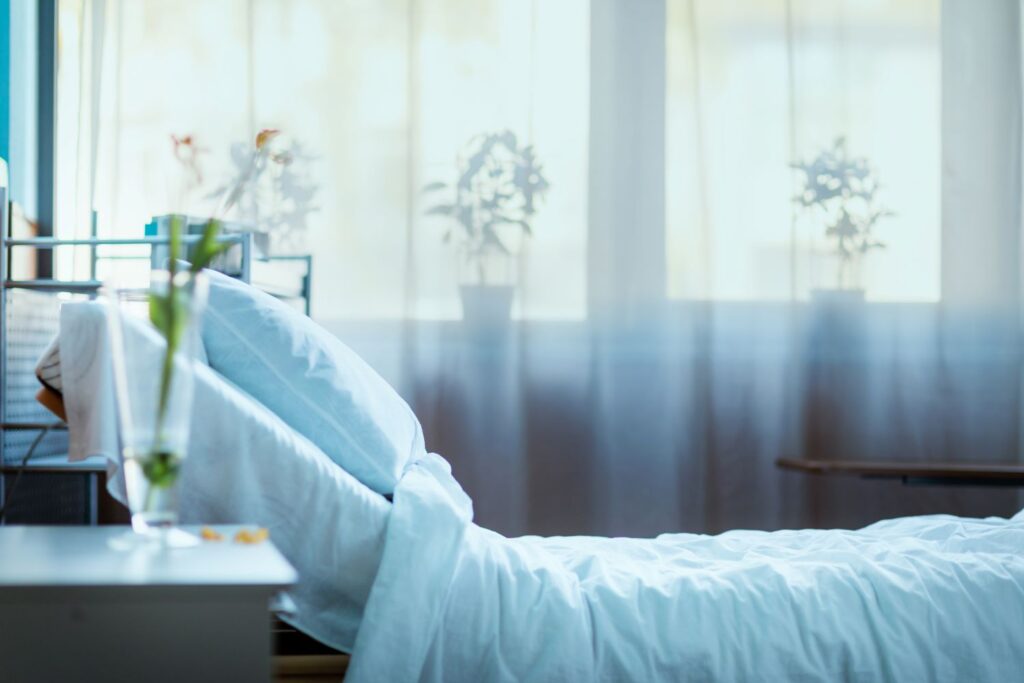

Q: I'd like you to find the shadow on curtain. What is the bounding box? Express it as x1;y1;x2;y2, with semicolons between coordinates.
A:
63;0;1024;537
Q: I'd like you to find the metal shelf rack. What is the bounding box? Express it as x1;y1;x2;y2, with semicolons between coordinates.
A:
0;228;255;521
1;163;313;522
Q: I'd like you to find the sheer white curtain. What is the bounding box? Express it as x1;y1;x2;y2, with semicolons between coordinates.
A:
62;0;590;319
668;0;940;302
58;0;1024;536
657;0;1024;534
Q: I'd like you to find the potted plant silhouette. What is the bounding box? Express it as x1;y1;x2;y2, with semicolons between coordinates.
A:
423;130;549;324
208;130;319;256
792;137;893;303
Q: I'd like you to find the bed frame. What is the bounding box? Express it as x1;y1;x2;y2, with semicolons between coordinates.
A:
0;231;249;523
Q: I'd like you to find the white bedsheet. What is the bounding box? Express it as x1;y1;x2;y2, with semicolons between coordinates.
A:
347;459;1024;682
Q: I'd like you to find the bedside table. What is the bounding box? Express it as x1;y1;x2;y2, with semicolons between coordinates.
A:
0;525;297;682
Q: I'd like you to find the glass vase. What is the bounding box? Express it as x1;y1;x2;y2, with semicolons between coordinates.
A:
105;270;208;544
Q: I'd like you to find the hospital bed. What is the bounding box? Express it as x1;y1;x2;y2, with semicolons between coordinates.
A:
33;270;1024;682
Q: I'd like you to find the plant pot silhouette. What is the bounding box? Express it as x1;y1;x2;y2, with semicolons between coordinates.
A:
459;284;515;326
810;288;865;307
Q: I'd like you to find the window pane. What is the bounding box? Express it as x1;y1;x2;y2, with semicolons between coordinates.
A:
666;0;940;302
57;0;589;320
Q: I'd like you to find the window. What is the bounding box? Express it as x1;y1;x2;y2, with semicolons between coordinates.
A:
55;0;590;320
53;1;969;315
666;0;941;302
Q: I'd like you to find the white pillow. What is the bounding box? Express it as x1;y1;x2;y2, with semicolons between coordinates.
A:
200;270;425;494
181;361;390;651
56;301;390;651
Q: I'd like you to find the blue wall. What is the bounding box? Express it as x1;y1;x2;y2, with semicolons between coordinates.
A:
0;0;9;162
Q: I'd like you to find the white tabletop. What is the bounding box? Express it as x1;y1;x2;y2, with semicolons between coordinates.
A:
0;525;297;588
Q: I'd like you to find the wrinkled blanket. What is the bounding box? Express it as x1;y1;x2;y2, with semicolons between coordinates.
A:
348;460;1024;682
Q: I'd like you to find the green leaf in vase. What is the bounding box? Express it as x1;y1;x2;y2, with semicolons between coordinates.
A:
190;218;233;274
145;210;230;488
150;215;189;446
142;450;182;489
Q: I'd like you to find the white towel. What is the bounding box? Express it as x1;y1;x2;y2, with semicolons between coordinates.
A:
34;336;63;392
57;302;126;501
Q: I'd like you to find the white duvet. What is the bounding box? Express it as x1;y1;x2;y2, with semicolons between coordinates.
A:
347;458;1024;682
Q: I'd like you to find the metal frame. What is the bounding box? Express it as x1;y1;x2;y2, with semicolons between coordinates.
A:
258;253;313;317
0;224;255;520
2;179;311;524
0;230;255;442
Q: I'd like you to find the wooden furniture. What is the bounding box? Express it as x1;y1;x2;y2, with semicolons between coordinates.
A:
272;618;350;681
0;453;126;524
0;525;296;681
777;458;1024;487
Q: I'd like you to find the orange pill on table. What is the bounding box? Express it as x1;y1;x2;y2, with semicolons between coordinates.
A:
233;527;269;544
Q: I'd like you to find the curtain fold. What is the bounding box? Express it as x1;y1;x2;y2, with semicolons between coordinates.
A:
62;0;1024;536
